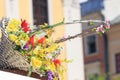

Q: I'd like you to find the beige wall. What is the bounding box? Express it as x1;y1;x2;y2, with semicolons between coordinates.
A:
0;0;30;20
0;0;5;41
18;0;30;21
0;0;5;18
107;23;120;80
52;0;65;40
51;0;66;60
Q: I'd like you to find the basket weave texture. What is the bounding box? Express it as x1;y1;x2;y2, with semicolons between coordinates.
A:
0;28;30;71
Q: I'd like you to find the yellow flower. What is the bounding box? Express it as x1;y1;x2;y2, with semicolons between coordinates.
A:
45;43;58;53
6;19;20;32
53;77;59;80
39;51;45;58
31;57;42;68
57;65;66;80
19;33;29;42
15;39;20;45
46;29;53;37
33;49;39;55
44;60;56;72
6;26;18;32
6;27;12;32
34;37;38;44
50;62;56;72
11;19;20;25
39;48;44;53
9;34;18;42
24;35;29;41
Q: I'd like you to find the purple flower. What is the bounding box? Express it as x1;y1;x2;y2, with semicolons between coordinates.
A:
23;42;29;50
47;71;53;80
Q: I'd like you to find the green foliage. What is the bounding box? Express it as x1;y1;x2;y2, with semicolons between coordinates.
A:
88;21;94;26
89;74;105;80
114;76;120;80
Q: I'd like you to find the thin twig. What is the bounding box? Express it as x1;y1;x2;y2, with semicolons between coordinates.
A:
64;20;104;25
55;20;107;43
55;29;92;43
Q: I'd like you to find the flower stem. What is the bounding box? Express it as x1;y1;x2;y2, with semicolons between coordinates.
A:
30;19;64;36
27;66;33;77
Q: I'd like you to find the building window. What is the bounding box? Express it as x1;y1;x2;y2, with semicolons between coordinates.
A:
33;0;48;25
115;53;120;73
86;35;97;55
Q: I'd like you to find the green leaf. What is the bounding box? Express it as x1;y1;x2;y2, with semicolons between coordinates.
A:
14;45;21;51
97;75;105;80
88;21;94;26
27;56;32;59
40;65;45;71
20;50;25;55
27;66;33;77
91;28;96;32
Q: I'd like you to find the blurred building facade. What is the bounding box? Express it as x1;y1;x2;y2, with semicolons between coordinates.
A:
107;16;120;80
81;0;120;80
103;0;120;80
80;0;107;80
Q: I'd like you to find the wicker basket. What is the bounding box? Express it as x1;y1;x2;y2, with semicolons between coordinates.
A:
0;27;46;79
0;27;30;71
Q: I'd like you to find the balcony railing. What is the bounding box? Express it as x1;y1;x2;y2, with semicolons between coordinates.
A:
80;0;104;16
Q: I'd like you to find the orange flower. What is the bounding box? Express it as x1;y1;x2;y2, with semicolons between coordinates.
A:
38;37;45;44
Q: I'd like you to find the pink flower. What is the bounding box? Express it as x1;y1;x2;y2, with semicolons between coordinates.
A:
104;20;110;29
96;25;105;33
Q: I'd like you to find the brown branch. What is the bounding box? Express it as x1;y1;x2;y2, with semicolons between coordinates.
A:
55;29;92;43
55;21;108;43
55;20;106;43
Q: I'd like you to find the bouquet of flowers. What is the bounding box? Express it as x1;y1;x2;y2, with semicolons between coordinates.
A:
3;18;69;80
0;18;110;80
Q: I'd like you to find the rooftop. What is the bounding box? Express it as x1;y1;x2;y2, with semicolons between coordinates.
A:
80;0;104;16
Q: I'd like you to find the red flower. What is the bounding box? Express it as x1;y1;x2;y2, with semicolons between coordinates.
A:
53;59;61;67
23;27;30;33
38;37;45;44
21;19;30;33
28;35;34;49
21;19;27;28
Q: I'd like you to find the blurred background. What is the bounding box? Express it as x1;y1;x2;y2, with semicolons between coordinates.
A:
0;0;120;80
81;0;120;80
